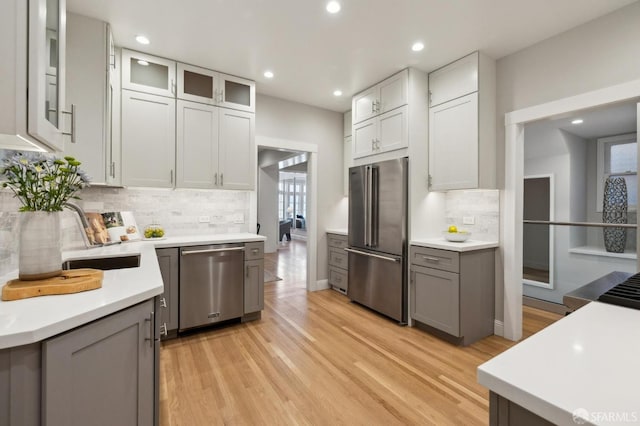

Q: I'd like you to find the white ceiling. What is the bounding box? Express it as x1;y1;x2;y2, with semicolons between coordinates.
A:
527;101;638;140
67;0;637;112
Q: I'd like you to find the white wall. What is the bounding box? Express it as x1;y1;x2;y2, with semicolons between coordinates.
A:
495;1;640;319
255;94;344;280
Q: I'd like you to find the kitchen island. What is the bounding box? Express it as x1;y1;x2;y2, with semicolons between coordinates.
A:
478;301;640;426
0;232;265;426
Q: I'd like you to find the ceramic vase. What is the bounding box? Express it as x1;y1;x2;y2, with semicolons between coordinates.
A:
18;211;62;280
602;177;628;253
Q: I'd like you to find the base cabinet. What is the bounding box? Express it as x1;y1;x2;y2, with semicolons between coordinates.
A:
42;300;155;426
244;242;265;315
0;299;159;426
156;248;179;339
327;233;348;293
410;246;495;345
490;392;555;426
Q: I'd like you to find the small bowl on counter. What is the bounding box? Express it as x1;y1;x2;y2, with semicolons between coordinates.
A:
443;231;471;242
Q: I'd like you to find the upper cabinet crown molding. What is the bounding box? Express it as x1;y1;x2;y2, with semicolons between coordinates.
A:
0;0;69;152
428;51;496;191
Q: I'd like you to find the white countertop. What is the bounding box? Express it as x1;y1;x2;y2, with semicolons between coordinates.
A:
410;238;499;252
478;302;640;426
0;233;265;350
326;228;348;236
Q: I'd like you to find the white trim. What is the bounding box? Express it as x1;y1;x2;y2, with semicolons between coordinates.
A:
493;320;504;337
504;79;640;342
256;136;319;293
523;174;554;290
314;279;330;291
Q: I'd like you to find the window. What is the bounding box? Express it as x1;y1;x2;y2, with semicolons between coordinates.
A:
278;172;307;221
596;133;637;211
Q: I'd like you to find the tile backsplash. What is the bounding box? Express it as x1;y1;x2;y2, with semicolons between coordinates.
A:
0;187;250;276
444;189;500;241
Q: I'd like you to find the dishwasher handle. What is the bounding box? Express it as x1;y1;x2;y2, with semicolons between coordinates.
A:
181;246;245;256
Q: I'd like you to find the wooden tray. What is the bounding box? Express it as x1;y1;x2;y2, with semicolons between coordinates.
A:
2;269;103;301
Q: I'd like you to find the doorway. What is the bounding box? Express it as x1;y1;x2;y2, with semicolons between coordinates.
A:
523;175;554;288
502;80;640;341
256;136;319;292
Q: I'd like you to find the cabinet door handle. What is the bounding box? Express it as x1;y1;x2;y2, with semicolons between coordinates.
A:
145;311;154;347
428;90;432;106
422;256;440;262
375;100;381;113
221;173;224;186
110;162;116;178
171;79;176;95
246;266;249;278
62;104;77;143
219;89;224;103
160;323;168;336
214;173;218;185
170;169;174;184
252;248;259;254
371;100;376;113
161;297;167;308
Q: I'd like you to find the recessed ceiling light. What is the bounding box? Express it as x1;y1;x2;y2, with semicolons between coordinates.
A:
137;60;149;66
326;1;341;14
411;42;425;52
571;119;584;125
333;90;343;97
135;35;150;45
263;70;274;79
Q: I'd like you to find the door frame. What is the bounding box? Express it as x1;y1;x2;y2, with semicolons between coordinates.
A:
503;79;640;341
522;174;555;290
254;136;319;291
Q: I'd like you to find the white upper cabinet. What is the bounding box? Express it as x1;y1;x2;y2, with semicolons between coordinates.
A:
218;73;255;113
352;69;408;124
429;93;479;190
352;106;408;159
176;101;255;190
428;52;478;107
353;119;377;159
176;63;255;112
121;91;176;188
65;13;113;184
427;51;496;191
0;0;69;151
218;109;255;190
176;100;219;189
177;63;218;105
122;49;176;98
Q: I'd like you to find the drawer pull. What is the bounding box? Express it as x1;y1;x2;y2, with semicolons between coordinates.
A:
252;248;259;254
422;256;440;262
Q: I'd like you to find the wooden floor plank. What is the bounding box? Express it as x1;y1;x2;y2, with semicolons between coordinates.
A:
160;239;562;425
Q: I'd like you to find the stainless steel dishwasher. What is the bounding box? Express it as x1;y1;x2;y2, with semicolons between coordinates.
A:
179;243;244;331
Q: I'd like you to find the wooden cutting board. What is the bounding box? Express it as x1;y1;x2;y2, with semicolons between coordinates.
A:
2;269;104;301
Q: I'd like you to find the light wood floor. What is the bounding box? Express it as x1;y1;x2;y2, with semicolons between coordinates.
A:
160;240;561;425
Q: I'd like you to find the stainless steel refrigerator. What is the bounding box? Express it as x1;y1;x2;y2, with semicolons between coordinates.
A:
347;157;408;323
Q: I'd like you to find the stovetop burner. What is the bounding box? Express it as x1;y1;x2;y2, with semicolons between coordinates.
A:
598;272;640;310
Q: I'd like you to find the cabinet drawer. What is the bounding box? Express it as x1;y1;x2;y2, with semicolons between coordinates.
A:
329;266;348;291
410;246;459;273
327;233;348;249
328;248;348;268
244;242;264;260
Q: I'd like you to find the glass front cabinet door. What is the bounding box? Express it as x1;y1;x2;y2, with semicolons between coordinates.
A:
177;63;218;105
218;73;255;113
28;0;67;151
122;49;176;98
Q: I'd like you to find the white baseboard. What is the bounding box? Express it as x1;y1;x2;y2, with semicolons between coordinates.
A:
494;320;504;337
312;279;329;292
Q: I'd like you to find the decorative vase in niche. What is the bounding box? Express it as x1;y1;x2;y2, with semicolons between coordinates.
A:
602;176;628;253
18;211;63;281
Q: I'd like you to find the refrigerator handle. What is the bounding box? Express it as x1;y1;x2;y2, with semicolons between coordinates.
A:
370;166;378;248
365;166;372;246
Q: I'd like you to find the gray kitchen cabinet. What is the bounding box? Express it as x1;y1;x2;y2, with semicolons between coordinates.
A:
244;242;264;315
42;299;156;426
121;90;176;187
428;51;496;191
410;245;495;345
65;13;114;184
156;248;179;339
328;233;348;293
0;343;41;426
